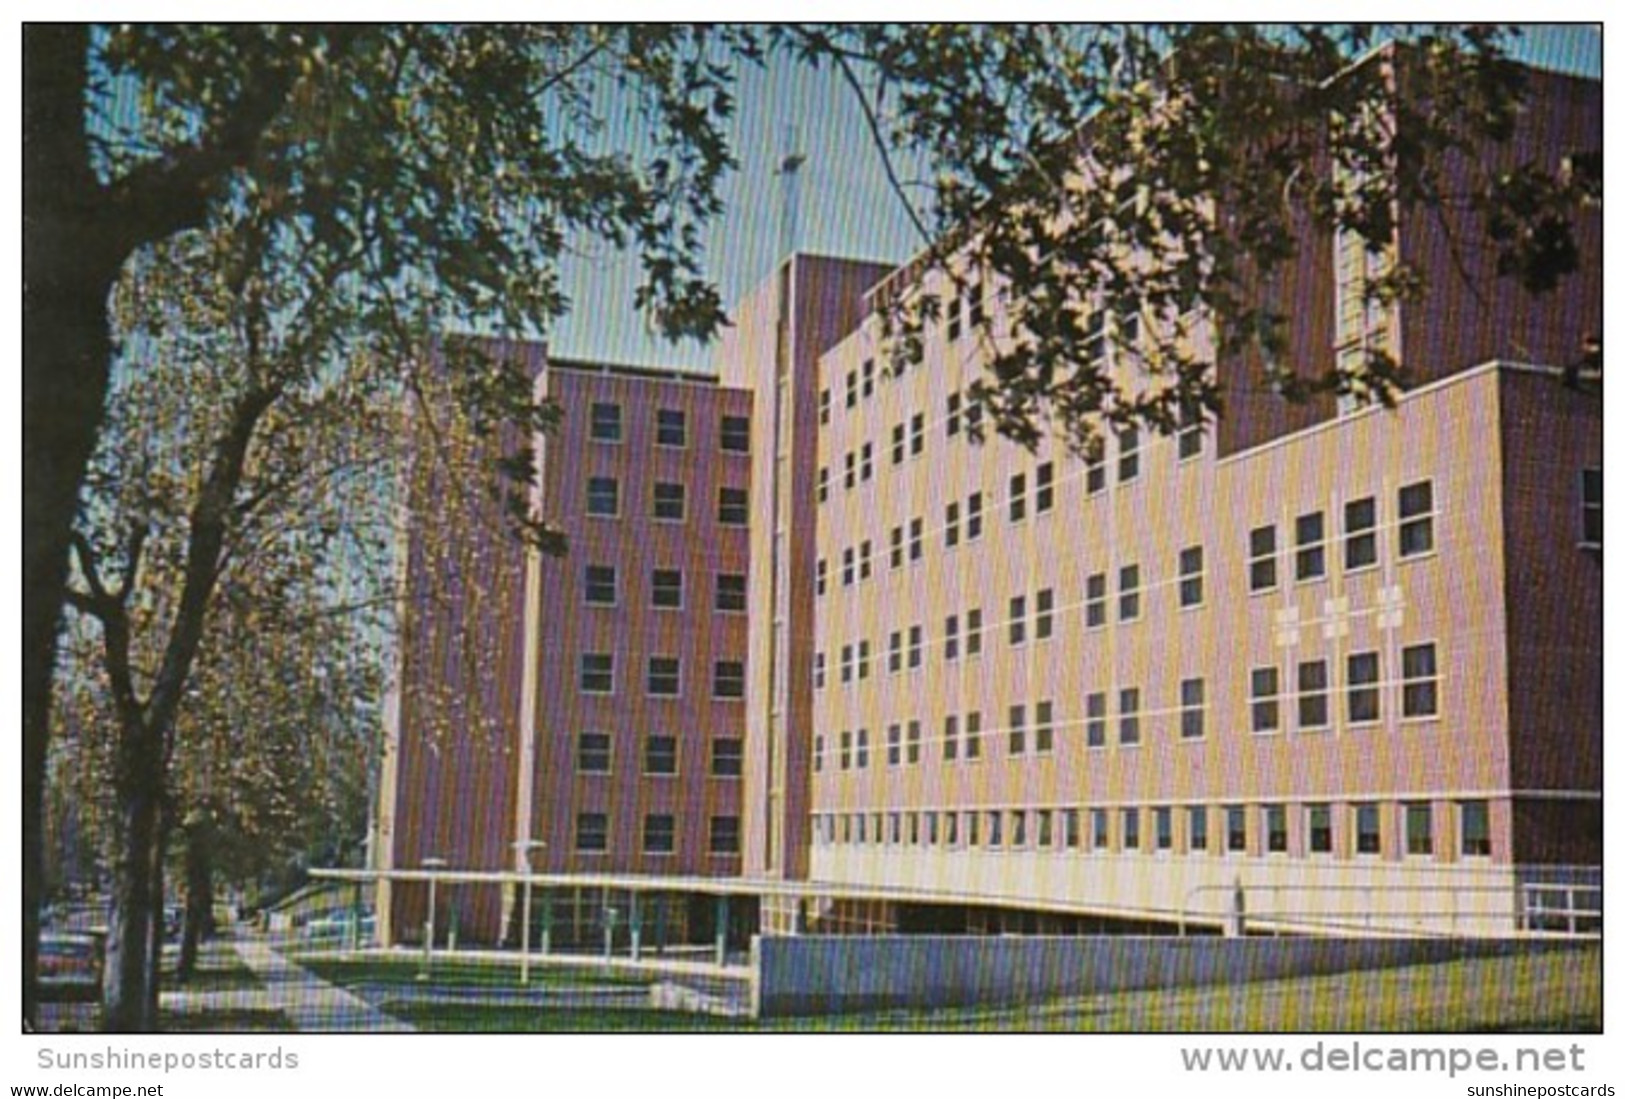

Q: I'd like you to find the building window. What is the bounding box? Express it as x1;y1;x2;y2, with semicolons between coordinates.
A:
653;482;686;522
577;732;611;774
1154;807;1173;851
1121;808;1140;851
1008;703;1027;755
586;476;619;517
585;564;617;606
1295;511;1326;581
855;728;870;768
1226;806;1248;854
1354;803;1381;855
946;294;964;342
1405;802;1433;857
716;572;747;613
652;568;682;609
1177;400;1204;460
1064;809;1081;849
1401;643;1439;718
906;720;922;764
861;358;875;398
1036;461;1055;513
1581;468;1602;547
645;734;678;775
891;422;906;466
576;813;608;853
843;451;856;490
1298;659;1329;730
910;413;925;457
816;558;828;597
643;814;676;855
1118;426;1140;483
844;370;857;409
945;501;961;548
964;710;983;760
648;656;681;697
1118;564;1141;622
1398;480;1434;558
718;486;748;526
839;730;851;769
1119;687;1141;746
813;651;826;690
1347;651;1380;724
1180;677;1205;740
1035;588;1055;640
907;624;923;669
966;492;984;540
886;723;902;767
1085;448;1106;496
590;402;622;442
1035;700;1055;753
817;466;829;504
887;630;903;675
909;518;923;562
889;526;904;570
1249;524;1277;592
580;653;613;694
656;408;687;448
859;539;873;580
1250;666;1281;733
944;614;960;661
986;810;1003;849
1344;496;1378;570
1085;572;1107;628
859;442;873;482
709;816;741;855
1265;805;1288;854
857;640;870;680
1092;808;1110;851
818;387;831;426
1009;472;1027;523
1037;809;1054;848
1189;807;1209;854
1008;595;1027;646
966;608;983;656
720;414;750;453
1459;801;1492;857
1178;545;1204;608
1085;692;1107;748
839;644;853;685
943;714;959;762
713;660;745;699
946;391;962;436
841;547;854;587
1307;804;1333;854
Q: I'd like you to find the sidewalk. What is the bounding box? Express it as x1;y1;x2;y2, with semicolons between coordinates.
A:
229;934;415;1032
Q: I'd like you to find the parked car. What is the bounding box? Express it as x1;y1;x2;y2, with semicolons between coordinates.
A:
301;911;376;945
38;932;104;1002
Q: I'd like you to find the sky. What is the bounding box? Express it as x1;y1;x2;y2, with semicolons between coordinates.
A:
544;23;1603;373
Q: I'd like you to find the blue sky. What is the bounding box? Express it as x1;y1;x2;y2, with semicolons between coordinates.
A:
544;23;1602;372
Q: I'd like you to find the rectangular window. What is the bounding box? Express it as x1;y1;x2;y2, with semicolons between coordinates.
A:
647;656;681;697
1085;692;1107;748
861;359;875;398
839;644;853;685
907;625;923;669
966;608;983;656
1008;703;1027;755
576;813;608;853
839;730;851;770
986;810;1003;849
1035;700;1055;753
813;735;824;772
909;518;923;562
964;711;982;760
966;492;984;540
1008;595;1027;646
656;408;687;447
709;816;741;855
965;811;980;848
910;413;925;457
1119;687;1141;746
1092;809;1110;851
1009;472;1027;523
1347;651;1380;724
1405;802;1434;857
1251;666;1281;733
857;641;870;680
1355;803;1381;855
887;630;903;675
585;564;617;606
859;442;873;482
841;547;855;587
1307;804;1333;854
643;814;676;855
1402;643;1439;718
1581;468;1602;547
577;732;611;774
1085;449;1106;496
590;402;622;442
715;572;747;613
720;414;750;453
818;388;831;426
1249;524;1278;592
813;651;826;691
1118;564;1141;622
891;422;906;466
815;558;828;597
943;714;959;762
946;391;962;436
1037;808;1054;848
816;466;829;505
1177;399;1204;460
1298;659;1329;729
1036;461;1055;513
906;720;922;764
859;539;873;580
718;486;748;526
944;614;960;661
947;295;964;342
945;502;960;548
855;728;870;768
1344;496;1378;570
1035;589;1055;640
1398;481;1435;557
652;568;682;609
1227;806;1248;854
580;653;613;694
653;482;686;521
645;734;678;775
844;371;857;409
1064;809;1081;849
1459;800;1492;857
1295;511;1326;581
711;738;742;777
886;723;902;767
843;452;856;490
1085;572;1107;628
587;476;619;517
1189;807;1209;854
889;526;904;570
1155;807;1173;852
713;660;745;699
1180;677;1205;740
1178;545;1204;608
1118;427;1140;483
1121;808;1140;851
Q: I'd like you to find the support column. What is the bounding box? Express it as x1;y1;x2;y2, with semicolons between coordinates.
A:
714;894;729;966
540;891;552;956
630;893;642;962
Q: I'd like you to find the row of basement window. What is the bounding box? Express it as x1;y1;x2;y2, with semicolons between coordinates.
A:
574;731;742;778
815;643;1439;767
812;799;1493;861
585;478;749;524
583;565;747;613
577;653;746;700
574;812;740;855
588;402;750;453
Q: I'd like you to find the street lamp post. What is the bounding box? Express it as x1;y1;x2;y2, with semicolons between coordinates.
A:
512;839;546;985
418;856;446;981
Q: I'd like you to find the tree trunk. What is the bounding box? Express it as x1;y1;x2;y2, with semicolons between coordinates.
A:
178;822;215;982
100;719;166;1032
144;812;169;1024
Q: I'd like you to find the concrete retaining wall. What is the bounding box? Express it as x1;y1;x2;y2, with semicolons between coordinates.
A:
751;935;1532;1018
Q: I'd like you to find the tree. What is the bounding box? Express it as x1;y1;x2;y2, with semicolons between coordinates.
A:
23;23;1598;1024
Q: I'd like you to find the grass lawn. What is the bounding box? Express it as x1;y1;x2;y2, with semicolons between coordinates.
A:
357;943;1599;1034
160;940;262;993
159;1007;295;1033
298;955;655;991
